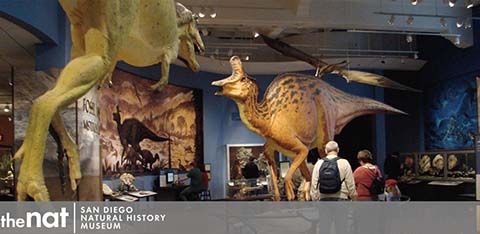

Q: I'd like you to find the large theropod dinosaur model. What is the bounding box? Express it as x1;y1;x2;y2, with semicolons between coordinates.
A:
113;105;168;161
14;0;204;201
212;56;405;201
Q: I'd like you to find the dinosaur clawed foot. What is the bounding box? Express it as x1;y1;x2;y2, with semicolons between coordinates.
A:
150;80;168;91
17;178;50;201
64;143;81;191
285;180;295;201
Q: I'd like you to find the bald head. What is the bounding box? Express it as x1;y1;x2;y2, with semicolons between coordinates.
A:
325;141;340;154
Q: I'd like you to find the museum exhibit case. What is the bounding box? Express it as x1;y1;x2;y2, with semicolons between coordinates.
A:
0;0;479;204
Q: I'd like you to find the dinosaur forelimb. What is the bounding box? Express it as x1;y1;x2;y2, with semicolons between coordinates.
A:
151;61;170;91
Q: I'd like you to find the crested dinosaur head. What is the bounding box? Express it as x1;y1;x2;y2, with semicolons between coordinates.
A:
211;56;257;101
176;3;205;73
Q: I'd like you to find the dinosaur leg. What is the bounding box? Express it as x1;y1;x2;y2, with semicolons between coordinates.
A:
263;143;280;201
285;143;309;201
298;160;312;201
15;53;109;201
151;60;170;91
51;112;81;191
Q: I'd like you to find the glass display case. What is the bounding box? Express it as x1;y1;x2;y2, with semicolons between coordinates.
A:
0;147;14;198
400;150;475;183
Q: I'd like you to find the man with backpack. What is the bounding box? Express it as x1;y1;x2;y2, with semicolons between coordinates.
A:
310;141;357;201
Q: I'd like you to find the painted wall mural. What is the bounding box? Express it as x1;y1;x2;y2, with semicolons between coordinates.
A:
99;69;203;176
425;76;478;150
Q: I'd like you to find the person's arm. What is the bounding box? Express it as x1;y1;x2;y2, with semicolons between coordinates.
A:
310;161;321;201
344;162;357;200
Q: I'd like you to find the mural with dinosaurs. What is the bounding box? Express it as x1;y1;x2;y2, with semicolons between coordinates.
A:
212;56;406;201
99;69;203;176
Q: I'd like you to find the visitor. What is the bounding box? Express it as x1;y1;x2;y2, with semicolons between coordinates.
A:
310;141;357;201
200;164;209;190
178;162;203;201
242;156;260;186
353;150;383;201
384;152;401;180
385;179;402;201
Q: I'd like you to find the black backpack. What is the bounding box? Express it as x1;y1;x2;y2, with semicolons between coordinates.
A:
317;157;343;194
369;168;385;195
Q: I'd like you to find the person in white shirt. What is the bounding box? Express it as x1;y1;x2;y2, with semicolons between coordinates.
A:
310;141;357;201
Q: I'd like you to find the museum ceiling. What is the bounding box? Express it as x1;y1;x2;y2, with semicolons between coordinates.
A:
178;0;474;74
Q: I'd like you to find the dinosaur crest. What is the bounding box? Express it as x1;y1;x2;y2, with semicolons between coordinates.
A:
211;56;256;100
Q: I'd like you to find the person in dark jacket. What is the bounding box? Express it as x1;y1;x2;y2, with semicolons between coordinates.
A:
242;156;260;179
384;152;401;180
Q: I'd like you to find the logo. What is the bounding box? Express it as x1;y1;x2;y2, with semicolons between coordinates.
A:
0;208;69;228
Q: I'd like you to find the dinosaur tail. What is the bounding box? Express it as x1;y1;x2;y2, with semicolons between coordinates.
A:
331;92;406;135
142;127;169;142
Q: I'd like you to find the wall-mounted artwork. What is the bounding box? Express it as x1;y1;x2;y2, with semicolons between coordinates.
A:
425;76;477;150
226;144;268;182
99;69;203;176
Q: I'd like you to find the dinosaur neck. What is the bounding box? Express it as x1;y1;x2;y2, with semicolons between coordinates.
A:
236;85;269;136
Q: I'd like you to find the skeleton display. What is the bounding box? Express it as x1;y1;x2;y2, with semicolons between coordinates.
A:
14;0;204;201
212;56;405;201
261;34;421;93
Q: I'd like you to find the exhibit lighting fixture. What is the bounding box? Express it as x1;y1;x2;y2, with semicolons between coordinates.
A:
3;105;10;113
456;18;464;28
448;0;456;7
198;7;206;18
8;117;11;122
414;53;419;59
245;55;250;61
406;16;414;25
387;15;395;25
253;32;260;38
465;18;472;28
411;0;418;5
406;34;413;43
440;17;447;27
209;7;216;18
466;0;474;8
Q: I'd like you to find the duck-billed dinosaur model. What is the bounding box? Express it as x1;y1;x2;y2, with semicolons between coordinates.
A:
113;105;168;160
212;56;405;201
14;0;204;201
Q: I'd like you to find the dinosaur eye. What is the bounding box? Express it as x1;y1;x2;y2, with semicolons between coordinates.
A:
241;77;248;82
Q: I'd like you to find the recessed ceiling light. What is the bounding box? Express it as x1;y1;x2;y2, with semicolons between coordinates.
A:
253;32;260;38
411;0;418;5
466;0;474;8
406;34;413;43
448;0;456;7
209;7;217;18
440;17;447;27
3;105;10;113
406;16;414;25
245;55;250;61
387;15;395;25
456;18;464;28
198;7;206;18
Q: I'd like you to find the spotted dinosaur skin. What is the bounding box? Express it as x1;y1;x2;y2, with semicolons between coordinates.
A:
212;56;405;201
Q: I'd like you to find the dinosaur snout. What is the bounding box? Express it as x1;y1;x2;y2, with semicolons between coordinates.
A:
211;80;225;96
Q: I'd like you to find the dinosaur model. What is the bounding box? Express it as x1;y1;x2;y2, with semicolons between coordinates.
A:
113;105;169;159
261;34;421;92
212;56;405;201
14;0;204;201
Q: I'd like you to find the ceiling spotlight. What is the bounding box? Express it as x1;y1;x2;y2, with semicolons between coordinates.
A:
253;32;260;38
414;53;419;59
465;18;472;28
440;17;447;27
456;18;464;28
387;15;395;25
448;0;456;7
209;7;216;18
466;0;474;8
198;7;206;18
245;55;250;61
406;16;414;25
411;0;418;5
8;117;12;122
8;82;12;86
3;105;10;113
406;34;413;43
